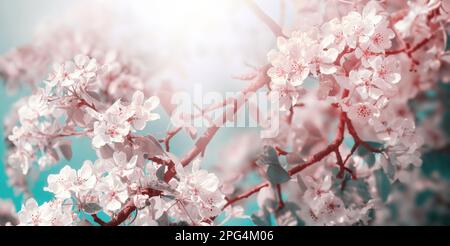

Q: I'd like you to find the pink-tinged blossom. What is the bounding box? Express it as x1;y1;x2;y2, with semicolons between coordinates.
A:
298;175;371;225
219;205;251;225
366;20;395;53
350;69;383;100
97;174;128;212
73;54;97;80
373;118;406;145
45;166;77;199
18;199;46;226
267;36;311;87
382;118;424;178
268;82;305;111
132;208;158;226
368;56;401;86
17;91;50;123
320;18;346;53
63;54;100;91
394;0;441;38
0;45;48;92
306;34;339;76
418;116;448;149
71;161;97;193
46;60;77;88
346;102;380;125
171;158;226;221
44;161;96;200
18;198;73;226
109;151;138;178
341;1;383;48
7;148;33;175
419;46;448;75
89;91;160;148
133;194;149;209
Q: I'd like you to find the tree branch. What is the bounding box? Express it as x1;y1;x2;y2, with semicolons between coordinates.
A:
159;127;182;152
346;117;383;153
222;111;348;210
163;65;270;181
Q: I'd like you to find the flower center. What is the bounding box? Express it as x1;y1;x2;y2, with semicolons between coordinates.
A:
357;105;372;119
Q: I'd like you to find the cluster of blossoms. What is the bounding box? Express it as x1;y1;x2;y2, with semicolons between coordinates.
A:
17;155;226;225
6;54;159;177
0;3;230;226
7;51;228;225
1;0;449;226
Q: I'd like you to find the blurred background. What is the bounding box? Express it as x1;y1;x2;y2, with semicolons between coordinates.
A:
1;0;450;226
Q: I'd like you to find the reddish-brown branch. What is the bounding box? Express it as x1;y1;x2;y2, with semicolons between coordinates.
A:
335;145;356;180
383;34;436;56
343;143;359;165
92;188;162;226
77;98;97;111
91;214;107;226
223;183;270;210
335;149;345;179
343;166;357;180
92;201;136;226
245;0;286;38
346;117;383;153
407;35;435;54
214;87;380;217
276;184;284;210
288;111;347;176
275;146;289;156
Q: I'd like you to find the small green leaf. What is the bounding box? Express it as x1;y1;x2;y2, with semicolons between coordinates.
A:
156;165;165;181
375;169;391;202
381;157;396;182
267;165;290;185
357;142;383;156
256;146;290;184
